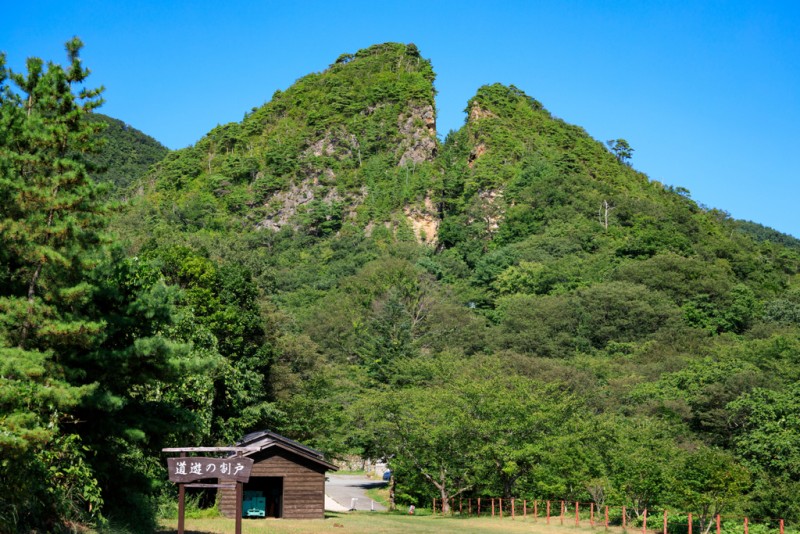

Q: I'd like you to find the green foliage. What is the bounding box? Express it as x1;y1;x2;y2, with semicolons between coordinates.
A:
85;113;169;191
0;39;108;531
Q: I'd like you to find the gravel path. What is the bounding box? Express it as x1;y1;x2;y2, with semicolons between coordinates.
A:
325;474;388;512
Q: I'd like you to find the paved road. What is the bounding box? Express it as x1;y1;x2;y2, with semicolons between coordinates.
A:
325;474;387;512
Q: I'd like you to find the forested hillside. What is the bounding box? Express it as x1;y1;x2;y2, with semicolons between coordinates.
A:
2;41;800;533
85;113;169;191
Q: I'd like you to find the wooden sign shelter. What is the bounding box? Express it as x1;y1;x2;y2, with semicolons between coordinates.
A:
163;446;259;534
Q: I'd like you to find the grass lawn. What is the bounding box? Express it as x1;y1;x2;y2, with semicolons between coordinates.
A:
157;511;615;533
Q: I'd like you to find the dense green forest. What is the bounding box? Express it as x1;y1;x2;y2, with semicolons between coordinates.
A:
84;113;169;191
2;41;800;533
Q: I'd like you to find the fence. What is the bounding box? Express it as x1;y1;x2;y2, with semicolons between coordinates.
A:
429;498;789;534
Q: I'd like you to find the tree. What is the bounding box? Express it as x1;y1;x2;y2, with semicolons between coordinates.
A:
673;446;750;534
0;39;203;532
357;357;585;511
0;38;107;530
607;138;633;164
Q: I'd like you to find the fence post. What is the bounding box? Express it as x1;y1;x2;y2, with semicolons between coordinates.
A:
688;513;692;534
780;519;784;534
460;498;462;515
663;509;667;534
433;498;436;516
623;506;627;530
561;500;565;525
643;509;647;534
469;498;472;516
591;503;595;527
478;497;481;516
576;501;580;526
605;505;609;530
500;498;503;519
716;514;720;534
524;499;527;518
512;498;516;520
492;498;495;517
744;517;748;534
547;500;551;524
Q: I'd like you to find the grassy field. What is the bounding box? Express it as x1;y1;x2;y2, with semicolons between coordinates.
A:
157;512;613;534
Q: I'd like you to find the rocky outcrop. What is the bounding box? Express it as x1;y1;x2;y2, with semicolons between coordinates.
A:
468;103;497;122
404;195;439;245
397;104;437;166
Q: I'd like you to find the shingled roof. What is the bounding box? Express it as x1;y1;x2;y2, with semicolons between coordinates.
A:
233;430;338;471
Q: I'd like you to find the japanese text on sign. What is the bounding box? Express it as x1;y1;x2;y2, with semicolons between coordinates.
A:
167;457;254;483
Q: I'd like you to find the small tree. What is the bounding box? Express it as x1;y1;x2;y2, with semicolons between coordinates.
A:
607;138;633;164
674;446;750;534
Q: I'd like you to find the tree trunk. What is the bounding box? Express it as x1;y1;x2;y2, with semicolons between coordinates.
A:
389;474;396;511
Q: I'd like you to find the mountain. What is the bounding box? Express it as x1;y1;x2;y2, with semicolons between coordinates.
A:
112;43;800;519
86;113;169;190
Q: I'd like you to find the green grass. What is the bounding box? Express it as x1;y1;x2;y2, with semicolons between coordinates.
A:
364;485;391;508
156;511;621;533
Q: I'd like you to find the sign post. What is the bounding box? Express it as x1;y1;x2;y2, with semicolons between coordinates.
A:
163;447;257;534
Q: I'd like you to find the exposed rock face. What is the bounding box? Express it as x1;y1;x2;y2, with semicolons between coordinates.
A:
468;143;487;168
398;104;437;166
468;103;497;122
257;182;316;231
404;195;439;245
474;189;504;235
304;128;359;161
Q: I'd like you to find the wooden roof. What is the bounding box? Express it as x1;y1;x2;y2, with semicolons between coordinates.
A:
234;430;338;472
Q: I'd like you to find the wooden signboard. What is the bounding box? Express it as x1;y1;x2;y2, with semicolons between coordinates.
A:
164;447;258;534
167;457;253;483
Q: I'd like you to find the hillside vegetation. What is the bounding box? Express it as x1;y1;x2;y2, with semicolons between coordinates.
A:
86;113;170;190
2;41;800;533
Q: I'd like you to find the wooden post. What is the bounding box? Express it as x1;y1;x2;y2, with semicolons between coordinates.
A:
780;519;784;534
433;498;436;516
576;501;580;526
500;498;503;518
663;510;667;534
591;503;594;527
177;451;186;534
623;506;627;530
235;481;242;534
469;498;472;516
524;499;527;518
177;483;185;534
561;500;565;525
688;513;692;534
744;517;748;534
605;505;609;530
492;498;495;517
512;498;515;520
535;499;538;519
716;514;721;534
478;497;481;516
460;498;462;515
643;509;647;534
547;500;551;524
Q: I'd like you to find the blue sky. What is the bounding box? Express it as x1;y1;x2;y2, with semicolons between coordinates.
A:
3;1;799;237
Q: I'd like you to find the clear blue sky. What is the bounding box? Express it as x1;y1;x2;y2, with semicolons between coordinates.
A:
3;1;799;237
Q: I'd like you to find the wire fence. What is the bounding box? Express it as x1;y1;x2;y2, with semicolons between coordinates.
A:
429;498;790;534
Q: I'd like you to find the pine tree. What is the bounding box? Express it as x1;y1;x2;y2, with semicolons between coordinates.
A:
0;36;105;442
0;38;110;531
